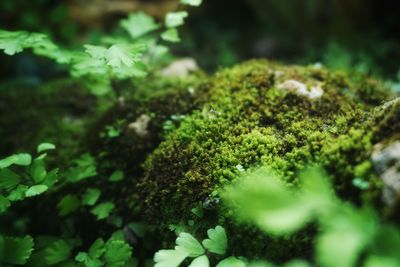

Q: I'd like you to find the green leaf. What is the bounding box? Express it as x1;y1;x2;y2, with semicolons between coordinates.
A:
45;240;72;265
316;207;377;267
364;256;400;267
222;168;313;234
154;247;189;267
106;126;120;138
161;28;181;43
66;154;97;183
103;240;132;267
75;252;94;266
109;170;124;182
0;30;57;58
216;257;246;267
0;168;20;190
75;252;103;267
371;225;400;261
0;235;34;265
75;239;105;267
0;153;32;168
0;30;25;55
189;255;209;267
82;188;101;206
91;202;115;220
37;143;56;153
283;260;312;267
0;31;38;55
30;159;47;184
25;184;48;197
165;12;188;28
42;168;59;187
84;44;108;59
202;226;227;255
88;238;105;259
107;44;145;68
58;195;80;216
121;12;160;38
0;195;11;213
7;185;28;201
181;0;203;6
176;232;205;257
299;166;335;211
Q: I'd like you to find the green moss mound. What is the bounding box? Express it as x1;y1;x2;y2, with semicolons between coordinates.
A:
121;60;397;260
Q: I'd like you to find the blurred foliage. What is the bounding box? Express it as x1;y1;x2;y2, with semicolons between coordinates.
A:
223;166;400;267
1;0;399;81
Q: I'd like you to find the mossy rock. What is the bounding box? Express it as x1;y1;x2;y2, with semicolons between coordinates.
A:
93;60;398;261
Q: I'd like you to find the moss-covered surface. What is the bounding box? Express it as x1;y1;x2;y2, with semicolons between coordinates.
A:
104;60;397;261
6;60;397;262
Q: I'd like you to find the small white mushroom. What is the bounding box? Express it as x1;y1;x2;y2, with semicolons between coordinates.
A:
128;114;151;137
277;79;324;99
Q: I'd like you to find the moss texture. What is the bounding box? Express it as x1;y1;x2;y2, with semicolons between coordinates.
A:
22;60;394;262
115;60;397;260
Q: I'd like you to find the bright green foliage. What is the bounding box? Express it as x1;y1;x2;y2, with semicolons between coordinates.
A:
103;239;133;267
165;12;189;28
30;159;47;184
44;240;72;265
76;238;133;267
223;168;315;234
0;168;20;190
25;185;48;197
65;154;97;183
161;28;181;43
91;202;115;220
0;2;203;96
189;255;210;267
106;126;120;138
154;226;232;267
154;247;189;267
216;257;246;267
202;226;227;255
0;235;34;265
37;143;56;153
176;233;205;257
0;153;32;168
0;30;52;55
181;0;203;6
316;207;377;267
82;188;101;206
75;239;105;267
121;12;160;39
0;144;59;213
222;167;400;267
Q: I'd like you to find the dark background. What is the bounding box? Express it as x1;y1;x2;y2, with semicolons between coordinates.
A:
1;0;399;83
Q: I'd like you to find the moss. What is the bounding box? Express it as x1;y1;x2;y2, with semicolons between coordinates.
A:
86;73;206;217
115;60;397;260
